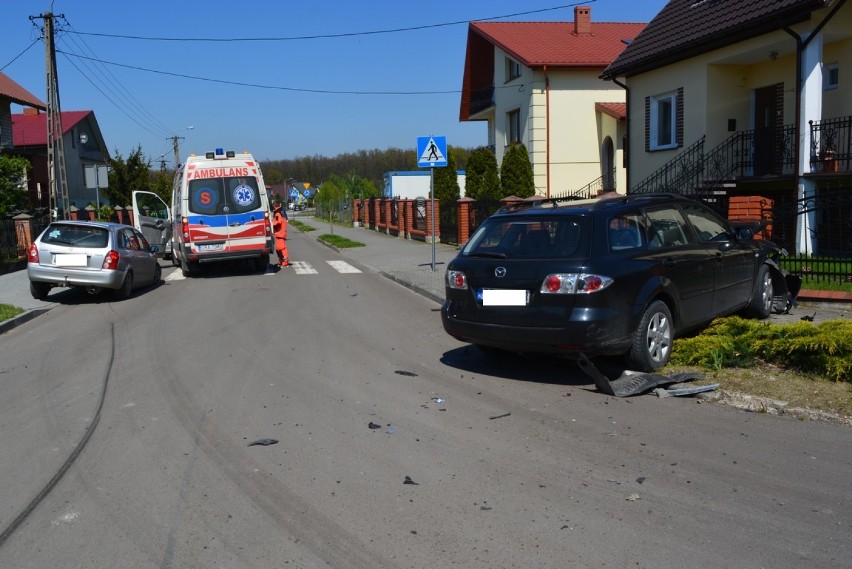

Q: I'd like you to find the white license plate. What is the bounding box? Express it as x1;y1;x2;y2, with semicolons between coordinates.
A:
198;243;225;252
482;289;527;306
54;253;88;267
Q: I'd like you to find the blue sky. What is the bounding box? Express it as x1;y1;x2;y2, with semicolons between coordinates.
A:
1;1;669;165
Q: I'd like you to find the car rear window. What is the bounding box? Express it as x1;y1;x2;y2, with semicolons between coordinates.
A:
461;216;590;259
42;224;109;248
188;176;262;215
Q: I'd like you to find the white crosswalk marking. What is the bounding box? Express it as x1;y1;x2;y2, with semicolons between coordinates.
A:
326;260;362;274
165;271;184;281
291;261;318;274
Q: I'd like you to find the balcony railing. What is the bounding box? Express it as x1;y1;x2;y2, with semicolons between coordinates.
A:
810;116;852;174
632;124;798;195
469;86;495;116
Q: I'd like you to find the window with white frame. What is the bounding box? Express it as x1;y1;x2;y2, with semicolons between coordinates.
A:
649;91;678;150
506;57;521;82
824;62;839;90
506;109;521;145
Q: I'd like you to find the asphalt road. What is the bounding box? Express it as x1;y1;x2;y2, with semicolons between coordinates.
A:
0;229;850;568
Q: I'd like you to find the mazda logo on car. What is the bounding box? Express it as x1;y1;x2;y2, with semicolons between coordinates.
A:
495;266;507;278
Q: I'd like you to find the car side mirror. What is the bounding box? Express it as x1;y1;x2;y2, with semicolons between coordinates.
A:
154;219;164;229
736;227;754;240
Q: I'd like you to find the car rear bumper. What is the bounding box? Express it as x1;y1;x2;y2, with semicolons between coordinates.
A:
181;241;272;264
28;264;126;289
441;299;633;356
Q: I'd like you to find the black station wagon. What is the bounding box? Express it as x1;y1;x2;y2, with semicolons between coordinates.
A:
441;193;787;371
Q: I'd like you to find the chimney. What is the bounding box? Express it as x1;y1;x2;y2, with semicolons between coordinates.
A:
24;107;41;115
574;6;591;36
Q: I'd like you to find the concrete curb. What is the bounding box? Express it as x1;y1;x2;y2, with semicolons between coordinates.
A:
0;308;51;336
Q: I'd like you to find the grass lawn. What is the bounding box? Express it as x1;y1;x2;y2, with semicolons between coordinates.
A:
0;303;24;321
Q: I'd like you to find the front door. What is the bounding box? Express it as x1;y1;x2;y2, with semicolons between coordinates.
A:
131;191;171;257
754;85;779;176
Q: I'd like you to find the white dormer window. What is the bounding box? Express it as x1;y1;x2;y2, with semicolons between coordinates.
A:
506;57;521;82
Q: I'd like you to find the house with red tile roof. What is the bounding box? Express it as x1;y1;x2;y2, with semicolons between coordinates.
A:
0;71;46;151
601;0;851;256
12;107;109;211
459;6;646;198
2;71;110;211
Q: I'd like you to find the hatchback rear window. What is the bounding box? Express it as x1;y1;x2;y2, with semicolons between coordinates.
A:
461;216;589;259
43;224;109;248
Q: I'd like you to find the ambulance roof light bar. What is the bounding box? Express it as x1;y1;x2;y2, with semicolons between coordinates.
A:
205;148;236;159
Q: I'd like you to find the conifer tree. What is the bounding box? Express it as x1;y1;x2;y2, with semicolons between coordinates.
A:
500;143;535;198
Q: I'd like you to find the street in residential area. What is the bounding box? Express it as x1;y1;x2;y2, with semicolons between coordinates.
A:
1;225;850;569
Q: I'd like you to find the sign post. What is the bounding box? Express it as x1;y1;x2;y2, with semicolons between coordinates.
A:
84;165;109;215
417;136;448;271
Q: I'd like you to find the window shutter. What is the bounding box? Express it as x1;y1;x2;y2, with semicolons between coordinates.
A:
644;96;650;153
676;87;684;147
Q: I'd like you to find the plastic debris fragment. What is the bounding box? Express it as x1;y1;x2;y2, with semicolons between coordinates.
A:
247;438;278;447
403;476;419;485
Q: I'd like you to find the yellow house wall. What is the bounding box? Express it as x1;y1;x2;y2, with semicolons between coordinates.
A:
626;2;851;187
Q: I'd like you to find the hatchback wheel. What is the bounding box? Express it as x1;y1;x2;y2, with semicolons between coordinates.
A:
626;300;673;372
30;281;51;300
152;263;162;285
116;272;133;299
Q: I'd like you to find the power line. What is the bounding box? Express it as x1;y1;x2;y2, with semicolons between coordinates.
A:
57;50;462;95
62;3;584;42
0;39;41;72
56;17;173;137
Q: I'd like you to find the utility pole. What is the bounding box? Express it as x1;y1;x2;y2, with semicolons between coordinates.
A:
34;12;70;219
170;135;183;169
169;126;193;169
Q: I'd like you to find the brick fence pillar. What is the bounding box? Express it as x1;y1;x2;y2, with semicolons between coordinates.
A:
426;199;440;244
13;214;33;254
457;197;474;245
69;206;79;221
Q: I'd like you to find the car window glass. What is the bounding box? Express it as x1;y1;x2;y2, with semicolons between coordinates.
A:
226;177;262;213
608;214;644;252
43;224;108;247
463;217;588;259
188;178;224;215
645;207;692;249
682;204;733;242
121;228;140;250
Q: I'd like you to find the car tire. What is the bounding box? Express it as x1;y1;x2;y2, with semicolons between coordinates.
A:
171;251;180;267
181;258;198;277
30;281;51;300
255;254;270;272
152;263;162;285
744;264;773;319
625;300;673;372
116;272;133;299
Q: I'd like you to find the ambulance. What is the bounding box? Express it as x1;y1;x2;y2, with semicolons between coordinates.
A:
170;148;273;276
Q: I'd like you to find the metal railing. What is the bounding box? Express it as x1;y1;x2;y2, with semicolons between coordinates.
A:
810;116;852;173
631;136;706;194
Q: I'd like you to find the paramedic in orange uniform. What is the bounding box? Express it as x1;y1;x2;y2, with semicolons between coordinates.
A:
272;201;289;267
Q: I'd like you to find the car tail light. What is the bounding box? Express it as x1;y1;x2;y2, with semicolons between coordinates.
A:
447;270;468;290
540;273;613;294
182;216;190;239
102;250;120;270
27;243;39;264
264;211;271;236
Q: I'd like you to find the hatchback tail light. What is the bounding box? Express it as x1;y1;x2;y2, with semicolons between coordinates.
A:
102;250;120;270
447;270;468;290
27;243;39;264
540;273;613;294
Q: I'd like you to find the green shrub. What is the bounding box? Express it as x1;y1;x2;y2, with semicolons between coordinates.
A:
672;316;852;382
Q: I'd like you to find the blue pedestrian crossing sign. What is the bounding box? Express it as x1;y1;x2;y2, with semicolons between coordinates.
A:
417;136;448;168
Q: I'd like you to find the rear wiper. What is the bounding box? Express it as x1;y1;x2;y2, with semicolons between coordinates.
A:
468;251;507;259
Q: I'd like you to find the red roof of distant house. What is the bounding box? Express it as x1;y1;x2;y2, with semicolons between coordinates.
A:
0;71;46;109
12;110;91;147
469;20;646;68
596;102;627;120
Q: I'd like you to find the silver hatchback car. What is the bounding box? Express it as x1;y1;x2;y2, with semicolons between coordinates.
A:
27;220;162;300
